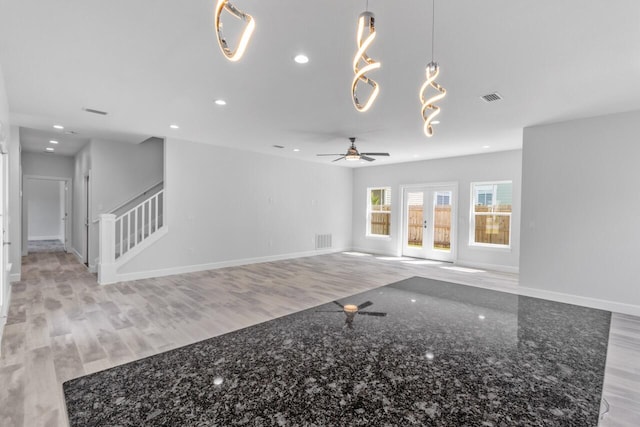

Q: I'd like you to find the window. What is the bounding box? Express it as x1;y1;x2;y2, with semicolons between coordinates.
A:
470;181;512;247
367;187;391;237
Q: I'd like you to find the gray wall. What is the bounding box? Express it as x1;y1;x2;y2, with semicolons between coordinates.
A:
120;137;353;278
25;179;63;240
352;150;522;271
521;110;640;310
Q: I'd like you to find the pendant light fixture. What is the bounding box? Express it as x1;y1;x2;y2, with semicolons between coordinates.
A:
214;0;255;62
419;0;446;137
351;1;381;112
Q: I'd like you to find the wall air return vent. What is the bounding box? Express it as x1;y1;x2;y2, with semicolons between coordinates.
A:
481;92;503;103
315;233;332;250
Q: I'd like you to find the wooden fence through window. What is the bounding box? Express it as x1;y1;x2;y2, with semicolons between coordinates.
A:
408;206;451;249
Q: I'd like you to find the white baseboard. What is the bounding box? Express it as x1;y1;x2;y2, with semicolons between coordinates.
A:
27;235;63;241
71;247;84;264
111;247;350;284
517;286;640;317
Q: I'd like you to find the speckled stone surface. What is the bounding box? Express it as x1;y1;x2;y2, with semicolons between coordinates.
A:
63;277;611;426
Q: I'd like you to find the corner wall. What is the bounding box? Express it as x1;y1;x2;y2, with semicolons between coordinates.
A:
521;110;640;314
352;150;522;272
118;138;353;279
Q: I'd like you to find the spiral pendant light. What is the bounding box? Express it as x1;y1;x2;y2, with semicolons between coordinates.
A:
419;0;446;137
351;2;381;112
214;0;255;62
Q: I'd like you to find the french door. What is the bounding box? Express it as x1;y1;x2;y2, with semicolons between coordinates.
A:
402;184;456;262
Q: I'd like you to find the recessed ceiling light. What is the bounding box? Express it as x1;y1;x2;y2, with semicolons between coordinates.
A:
483;145;490;149
214;99;227;106
413;154;419;158
49;140;59;144
53;124;64;130
45;147;54;152
478;314;486;320
293;148;300;152
294;54;309;64
170;124;179;129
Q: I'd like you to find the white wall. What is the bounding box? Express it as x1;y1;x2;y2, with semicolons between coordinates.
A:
119;138;353;279
0;63;10;320
8;126;21;281
22;151;74;178
25;179;63;240
521;110;640;312
352;150;522;271
72;143;91;262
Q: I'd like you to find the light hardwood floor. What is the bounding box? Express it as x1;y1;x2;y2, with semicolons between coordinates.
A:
0;251;638;426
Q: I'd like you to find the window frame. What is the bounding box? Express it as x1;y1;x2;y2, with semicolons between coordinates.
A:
469;181;512;249
366;187;392;238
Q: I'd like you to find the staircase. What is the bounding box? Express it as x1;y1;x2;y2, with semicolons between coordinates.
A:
97;184;167;284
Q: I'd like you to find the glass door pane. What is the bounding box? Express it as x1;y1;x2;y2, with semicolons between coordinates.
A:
432;191;452;251
406;191;424;248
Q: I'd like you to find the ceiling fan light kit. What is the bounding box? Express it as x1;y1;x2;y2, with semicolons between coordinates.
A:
214;0;255;62
317;137;390;162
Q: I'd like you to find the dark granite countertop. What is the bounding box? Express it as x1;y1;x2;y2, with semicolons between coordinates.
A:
64;277;611;426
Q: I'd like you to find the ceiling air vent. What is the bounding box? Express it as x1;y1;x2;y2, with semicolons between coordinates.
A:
481;92;503;103
273;145;285;149
83;107;109;115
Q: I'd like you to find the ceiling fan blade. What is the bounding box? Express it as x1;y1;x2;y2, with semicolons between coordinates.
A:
361;152;390;156
358;311;387;317
332;156;346;162
333;301;344;308
317;154;344;156
360;155;376;162
357;301;373;310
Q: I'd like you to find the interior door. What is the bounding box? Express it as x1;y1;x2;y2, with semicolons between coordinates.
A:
403;185;456;262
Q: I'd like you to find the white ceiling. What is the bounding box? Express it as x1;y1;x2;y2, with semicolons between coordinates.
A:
1;0;639;164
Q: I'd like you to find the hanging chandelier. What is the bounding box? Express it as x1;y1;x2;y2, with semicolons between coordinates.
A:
419;0;446;137
351;4;380;112
214;0;255;62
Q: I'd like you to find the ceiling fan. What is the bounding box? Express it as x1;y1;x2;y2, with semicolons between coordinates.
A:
317;300;387;329
317;137;390;162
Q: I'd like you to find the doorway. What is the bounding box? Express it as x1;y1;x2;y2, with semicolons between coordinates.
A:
402;184;457;262
23;176;71;254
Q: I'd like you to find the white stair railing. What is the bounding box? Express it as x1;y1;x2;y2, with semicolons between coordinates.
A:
115;190;164;259
98;190;164;284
